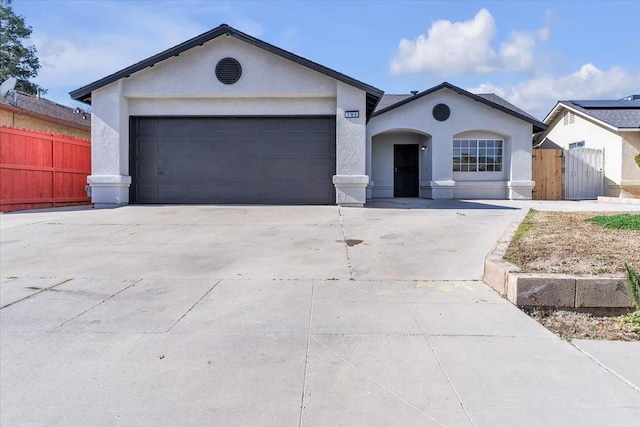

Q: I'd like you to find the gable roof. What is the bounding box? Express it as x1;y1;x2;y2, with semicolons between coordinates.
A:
69;24;383;119
371;82;547;133
543;100;640;130
0;91;90;129
374;94;413;112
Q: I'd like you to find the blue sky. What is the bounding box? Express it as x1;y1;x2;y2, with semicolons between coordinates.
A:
13;0;640;119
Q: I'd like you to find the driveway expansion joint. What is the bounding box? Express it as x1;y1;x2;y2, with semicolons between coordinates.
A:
0;277;74;309
337;207;355;281
56;279;143;328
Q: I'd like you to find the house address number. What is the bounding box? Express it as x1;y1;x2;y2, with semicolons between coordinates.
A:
345;110;360;118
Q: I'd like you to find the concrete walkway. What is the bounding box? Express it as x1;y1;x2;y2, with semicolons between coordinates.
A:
1;200;639;426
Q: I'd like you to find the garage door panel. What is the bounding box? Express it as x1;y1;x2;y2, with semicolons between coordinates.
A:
137;160;158;181
260;120;288;133
310;118;334;133
183;160;210;182
137;119;160;135
182;184;211;202
137;185;158;201
131;117;335;204
158;185;185;201
308;160;335;178
137;137;157;157
159;138;184;156
284;119;310;133
308;135;334;156
182;137;212;155
157;160;183;182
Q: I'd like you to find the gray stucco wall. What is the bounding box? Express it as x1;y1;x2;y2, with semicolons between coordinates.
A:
88;36;369;207
367;88;534;200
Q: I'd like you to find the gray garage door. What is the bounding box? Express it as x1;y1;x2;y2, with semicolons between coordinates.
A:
130;117;336;204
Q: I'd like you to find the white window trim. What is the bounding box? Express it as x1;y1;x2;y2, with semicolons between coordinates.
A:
569;141;585;149
453;139;503;173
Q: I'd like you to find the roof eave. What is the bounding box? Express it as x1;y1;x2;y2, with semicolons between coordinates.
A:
0;102;91;131
371;82;547;132
69;24;384;117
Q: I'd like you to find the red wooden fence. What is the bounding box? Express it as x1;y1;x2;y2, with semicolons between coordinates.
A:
0;126;91;212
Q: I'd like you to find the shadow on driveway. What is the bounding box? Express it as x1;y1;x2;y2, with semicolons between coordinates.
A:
364;198;519;210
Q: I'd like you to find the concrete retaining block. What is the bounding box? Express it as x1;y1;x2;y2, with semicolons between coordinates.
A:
575;278;633;308
484;258;515;295
483;208;630;309
507;274;576;307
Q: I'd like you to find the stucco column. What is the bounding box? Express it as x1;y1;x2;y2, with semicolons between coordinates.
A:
365;133;373;199
429;133;455;199
508;135;535;199
334;81;368;207
88;81;131;208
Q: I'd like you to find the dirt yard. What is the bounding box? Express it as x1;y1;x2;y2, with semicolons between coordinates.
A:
505;210;640;341
505;210;640;275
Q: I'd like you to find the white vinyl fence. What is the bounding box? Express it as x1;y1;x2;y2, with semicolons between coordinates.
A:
564;148;604;200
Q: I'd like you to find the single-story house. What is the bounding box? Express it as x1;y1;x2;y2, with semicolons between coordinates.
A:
534;97;640;198
0;91;91;139
70;24;545;208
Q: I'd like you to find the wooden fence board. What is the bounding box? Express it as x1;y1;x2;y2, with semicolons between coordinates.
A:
532;148;563;200
0;126;91;212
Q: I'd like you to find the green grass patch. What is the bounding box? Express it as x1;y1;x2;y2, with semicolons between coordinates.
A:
512;209;536;241
619;311;640;333
586;214;640;230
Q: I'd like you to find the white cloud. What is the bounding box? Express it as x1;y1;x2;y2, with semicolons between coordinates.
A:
391;9;497;76
499;31;538;72
468;64;640;119
390;8;549;76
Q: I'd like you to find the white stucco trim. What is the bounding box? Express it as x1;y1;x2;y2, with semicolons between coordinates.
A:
507;180;535;199
333;175;369;207
87;174;132;208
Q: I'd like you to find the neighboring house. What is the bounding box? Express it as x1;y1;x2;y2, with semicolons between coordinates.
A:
534;98;640;198
70;24;545;208
0;91;91;139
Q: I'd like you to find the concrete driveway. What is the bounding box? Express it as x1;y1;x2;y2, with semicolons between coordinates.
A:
2;200;640;426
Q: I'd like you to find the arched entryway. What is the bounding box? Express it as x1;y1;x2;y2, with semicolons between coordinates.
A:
370;130;431;198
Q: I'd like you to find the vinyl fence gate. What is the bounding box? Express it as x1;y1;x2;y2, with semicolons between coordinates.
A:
564;148;604;200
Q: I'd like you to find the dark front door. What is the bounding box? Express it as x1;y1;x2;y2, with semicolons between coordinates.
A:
393;144;419;197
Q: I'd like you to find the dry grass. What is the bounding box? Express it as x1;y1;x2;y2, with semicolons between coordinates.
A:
526;308;640;341
505;210;640;275
508;210;640;341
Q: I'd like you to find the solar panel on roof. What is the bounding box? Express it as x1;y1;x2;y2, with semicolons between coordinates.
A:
573;100;640;109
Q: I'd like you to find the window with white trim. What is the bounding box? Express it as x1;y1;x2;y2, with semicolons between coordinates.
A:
453;139;503;172
569;141;585;149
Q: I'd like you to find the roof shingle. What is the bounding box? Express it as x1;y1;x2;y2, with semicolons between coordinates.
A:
562;101;640;129
0;92;91;128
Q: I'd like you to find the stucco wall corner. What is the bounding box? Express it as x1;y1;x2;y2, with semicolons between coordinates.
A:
333;174;369;206
508;180;535;199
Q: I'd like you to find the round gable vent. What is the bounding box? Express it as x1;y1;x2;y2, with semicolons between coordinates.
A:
433;103;451;121
216;58;242;84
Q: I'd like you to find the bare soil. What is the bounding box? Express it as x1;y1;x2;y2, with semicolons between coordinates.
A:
506;210;640;341
505;210;640;275
525;308;639;341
